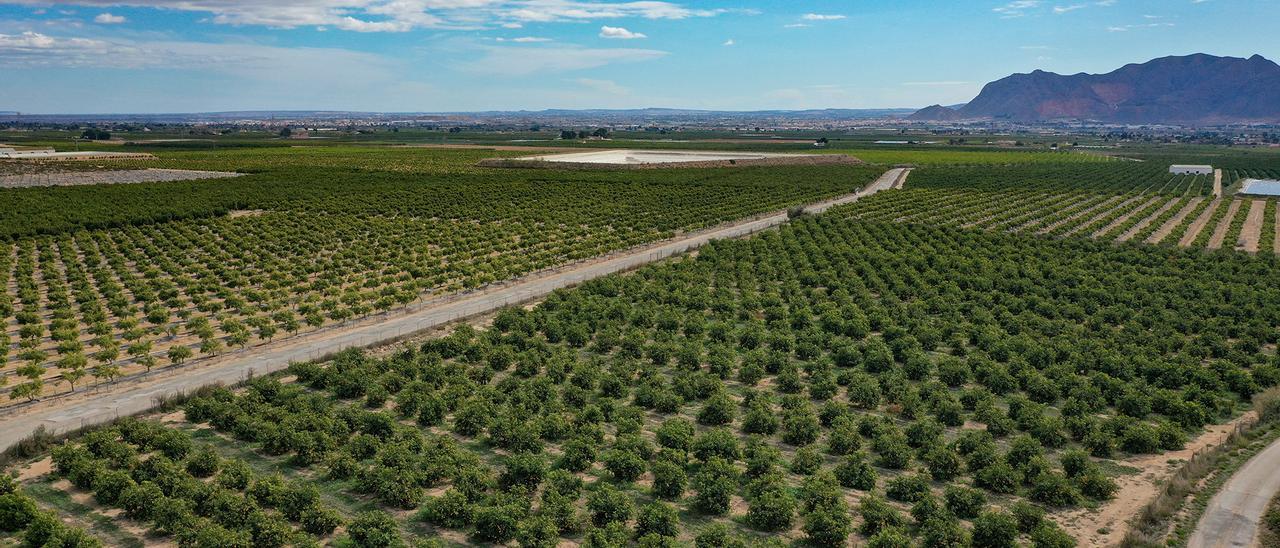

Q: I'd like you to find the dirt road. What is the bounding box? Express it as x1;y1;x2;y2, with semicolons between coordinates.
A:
1188;434;1280;548
1147;198;1203;244
1213;169;1223;198
1238;200;1267;252
1180;199;1223;247
0;169;901;452
1207;200;1243;249
1118;198;1179;242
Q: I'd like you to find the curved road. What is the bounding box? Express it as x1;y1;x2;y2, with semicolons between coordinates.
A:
1189;433;1280;547
0;168;908;452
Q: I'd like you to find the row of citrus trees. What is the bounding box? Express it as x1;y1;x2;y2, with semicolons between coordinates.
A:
0;150;884;403
21;213;1280;546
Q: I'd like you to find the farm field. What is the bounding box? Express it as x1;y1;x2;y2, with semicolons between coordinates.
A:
0;146;887;407
4;213;1279;547
845;164;1280;254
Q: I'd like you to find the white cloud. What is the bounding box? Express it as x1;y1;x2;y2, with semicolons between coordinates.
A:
573;77;627;94
993;0;1041;17
1106;21;1175;31
599;25;644;39
496;36;550;42
722;38;733;46
783;23;810;28
92;12;125;23
800;13;845;21
465;44;665;75
1052;4;1086;13
0;1;726;32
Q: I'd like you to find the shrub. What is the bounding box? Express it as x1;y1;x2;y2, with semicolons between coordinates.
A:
651;460;686;500
971;511;1019;548
746;489;796;532
1011;501;1046;533
975;462;1021;494
834;453;877;490
473;504;523;544
0;493;37;531
1031;521;1077;548
420;491;473;529
943;485;986;519
802;503;852;548
587;484;635;526
1029;471;1080;507
867;527;913;548
697;393;736;426
602;449;646;483
655;419;695;452
636;502;680;539
790;446;823;475
696;524;747;548
348;511;402;548
517;515;560;548
924;446;962;482
858;495;905;536
692;459;737;515
185;447;221;478
886;474;931;503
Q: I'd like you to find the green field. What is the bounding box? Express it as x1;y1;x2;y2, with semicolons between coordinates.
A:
3;138;1280;547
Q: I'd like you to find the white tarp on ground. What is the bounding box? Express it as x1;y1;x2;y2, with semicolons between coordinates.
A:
1239;178;1280;196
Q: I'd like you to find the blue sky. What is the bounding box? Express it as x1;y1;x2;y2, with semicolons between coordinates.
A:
0;0;1276;113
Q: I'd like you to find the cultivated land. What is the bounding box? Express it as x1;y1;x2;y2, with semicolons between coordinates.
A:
2;136;1280;548
0;168;241;189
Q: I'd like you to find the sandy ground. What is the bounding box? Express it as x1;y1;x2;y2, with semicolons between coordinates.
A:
1207;200;1244;249
1057;412;1257;547
1147;198;1203;244
1213;169;1223;198
1117;198;1180;242
0;168;240;188
226;209;267;218
1238;200;1267;252
1094;196;1161;239
1179;199;1222;247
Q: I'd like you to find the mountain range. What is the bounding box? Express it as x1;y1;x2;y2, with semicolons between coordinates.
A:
910;53;1280;124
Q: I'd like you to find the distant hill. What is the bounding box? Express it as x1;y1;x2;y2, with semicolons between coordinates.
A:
910;54;1280;124
908;105;963;121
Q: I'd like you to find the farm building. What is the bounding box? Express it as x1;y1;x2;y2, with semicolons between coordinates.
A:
1169;164;1213;175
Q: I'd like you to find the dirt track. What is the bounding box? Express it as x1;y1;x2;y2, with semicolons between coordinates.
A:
1207;199;1243;249
1238;200;1267;252
1180;199;1222;246
1147;198;1203;244
1118;198;1179;242
0;168;902;452
1093;196;1160;239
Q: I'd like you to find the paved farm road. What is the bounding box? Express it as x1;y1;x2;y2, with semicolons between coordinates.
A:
0;168;907;452
1188;434;1280;548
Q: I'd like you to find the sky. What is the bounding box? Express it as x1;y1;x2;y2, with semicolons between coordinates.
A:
0;0;1276;114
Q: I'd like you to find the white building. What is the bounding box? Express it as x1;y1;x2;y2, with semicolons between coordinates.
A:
1170;164;1213;175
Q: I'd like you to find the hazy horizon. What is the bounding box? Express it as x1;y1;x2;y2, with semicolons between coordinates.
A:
2;0;1277;114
